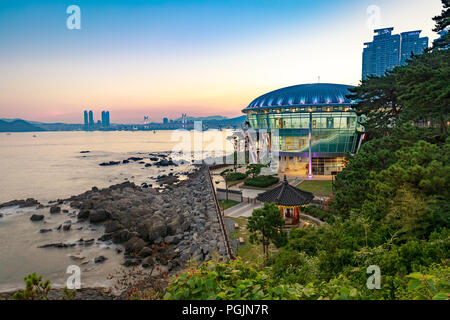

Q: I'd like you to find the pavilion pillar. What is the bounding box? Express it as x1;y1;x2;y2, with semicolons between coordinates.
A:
280;206;284;218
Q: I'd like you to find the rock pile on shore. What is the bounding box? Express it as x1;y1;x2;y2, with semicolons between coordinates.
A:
65;165;228;271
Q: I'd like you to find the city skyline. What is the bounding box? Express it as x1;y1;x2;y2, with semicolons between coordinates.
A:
0;0;443;123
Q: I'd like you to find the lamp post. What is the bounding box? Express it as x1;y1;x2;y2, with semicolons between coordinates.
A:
308;111;313;179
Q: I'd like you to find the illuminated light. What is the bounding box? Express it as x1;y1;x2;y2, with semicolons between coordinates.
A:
327;108;330;112
308;108;312;112
344;108;348;112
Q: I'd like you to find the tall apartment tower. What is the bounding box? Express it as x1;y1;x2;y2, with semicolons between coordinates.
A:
400;31;429;65
83;110;88;130
101;111;106;127
88;110;94;129
362;27;428;80
101;110;110;128
105;111;110;127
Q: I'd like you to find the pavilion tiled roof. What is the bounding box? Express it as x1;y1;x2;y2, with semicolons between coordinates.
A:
256;175;314;207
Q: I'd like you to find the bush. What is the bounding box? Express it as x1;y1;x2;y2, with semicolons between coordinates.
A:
244;175;279;188
302;205;335;223
163;258;364;300
226;172;247;181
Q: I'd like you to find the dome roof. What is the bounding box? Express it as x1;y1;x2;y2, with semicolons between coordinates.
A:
243;83;355;111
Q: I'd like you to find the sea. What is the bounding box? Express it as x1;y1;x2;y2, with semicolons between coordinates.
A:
0;130;234;292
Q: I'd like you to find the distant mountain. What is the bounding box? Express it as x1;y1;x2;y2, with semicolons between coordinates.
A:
0;119;46;132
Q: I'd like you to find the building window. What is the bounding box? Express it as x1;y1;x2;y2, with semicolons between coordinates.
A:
326;117;334;129
312;120;317;128
347;117;355;128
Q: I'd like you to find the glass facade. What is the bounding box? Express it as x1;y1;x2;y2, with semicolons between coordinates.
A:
246;109;360;155
242;83;365;175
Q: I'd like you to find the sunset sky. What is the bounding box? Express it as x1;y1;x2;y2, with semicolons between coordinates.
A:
0;0;443;123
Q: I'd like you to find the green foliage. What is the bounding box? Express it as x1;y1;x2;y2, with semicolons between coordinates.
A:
226;172;247;181
245;164;268;178
396;50;450;134
247;202;287;260
13;273;51;300
244;175;279;188
12;273;78;300
347;72;403;136
302;205;335;223
218;199;239;210
164;258;364;300
405;269;449;300
62;286;77;300
432;0;450;49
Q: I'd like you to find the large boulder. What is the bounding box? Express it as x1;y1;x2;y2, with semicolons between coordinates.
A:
166;215;185;236
143;217;167;242
139;247;153;258
89;209;111;223
30;214;44;221
50;206;61;214
77;209;90;220
111;229;130;243
104;220;122;233
124;237;147;254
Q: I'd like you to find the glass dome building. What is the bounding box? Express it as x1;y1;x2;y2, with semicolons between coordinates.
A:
242;83;365;176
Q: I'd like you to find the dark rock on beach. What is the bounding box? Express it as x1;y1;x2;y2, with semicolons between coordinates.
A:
99;161;120;166
89;209;111;223
38;242;76;248
94;255;108;263
50;205;61;214
0;198;40;209
30;214;44;221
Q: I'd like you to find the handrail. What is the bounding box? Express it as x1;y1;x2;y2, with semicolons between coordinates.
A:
206;166;235;260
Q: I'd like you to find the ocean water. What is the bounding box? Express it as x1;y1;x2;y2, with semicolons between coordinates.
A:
0;130;234;203
0;130;233;292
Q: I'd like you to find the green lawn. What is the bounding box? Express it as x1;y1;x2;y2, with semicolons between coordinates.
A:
218;199;240;210
296;180;333;197
227;217;264;263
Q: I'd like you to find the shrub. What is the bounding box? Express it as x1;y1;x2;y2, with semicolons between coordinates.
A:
244;175;279;188
226;172;247;181
302;205;335;223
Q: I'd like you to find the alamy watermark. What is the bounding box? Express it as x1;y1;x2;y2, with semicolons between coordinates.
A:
66;265;81;289
66;5;81;30
366;265;381;289
366;5;381;30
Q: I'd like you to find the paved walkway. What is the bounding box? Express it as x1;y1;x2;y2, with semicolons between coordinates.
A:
224;201;263;217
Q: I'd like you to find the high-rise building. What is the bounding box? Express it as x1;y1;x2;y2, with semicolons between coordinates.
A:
100;110;110;128
362;27;428;80
83;110;88;130
105;111;110;127
400;31;429;65
101;111;106;127
88;110;94;129
163;117;169;124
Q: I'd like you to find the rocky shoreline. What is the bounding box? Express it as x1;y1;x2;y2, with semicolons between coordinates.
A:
0;164;230;298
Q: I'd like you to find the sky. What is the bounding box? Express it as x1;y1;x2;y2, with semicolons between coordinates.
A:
0;0;444;123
